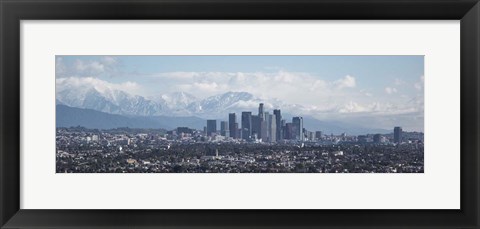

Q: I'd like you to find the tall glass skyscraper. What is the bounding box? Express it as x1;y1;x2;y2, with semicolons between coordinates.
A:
273;109;282;141
394;126;402;143
292;117;304;141
285;123;293;140
206;120;217;136
220;121;229;136
268;114;277;142
241;112;252;140
251;115;261;140
228;113;236;138
258;103;264;120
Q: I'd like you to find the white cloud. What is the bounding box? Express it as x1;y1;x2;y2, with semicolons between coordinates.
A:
360;89;373;97
74;59;105;74
385;87;398;94
310;80;327;91
333;75;356;89
394;78;405;85
337;101;369;113
332;100;421;116
192;82;227;93
150;71;330;102
56;77;142;96
414;75;425;91
56;56;121;78
101;56;118;65
147;71;425;118
55;57;67;76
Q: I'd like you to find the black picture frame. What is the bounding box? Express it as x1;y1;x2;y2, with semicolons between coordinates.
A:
1;0;479;228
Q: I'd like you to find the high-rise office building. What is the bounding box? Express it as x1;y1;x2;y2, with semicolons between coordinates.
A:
258;103;265;120
373;134;382;143
261;112;270;142
292;117;304;141
251;115;261;140
241;112;252;140
285;123;293;140
307;131;315;142
268;114;277;142
220;121;229;136
228;113;236;138
394;127;402;143
206;120;217;136
273;109;282;141
315;131;322;140
234;123;240;139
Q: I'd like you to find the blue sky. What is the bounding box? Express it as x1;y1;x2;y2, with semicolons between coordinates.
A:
56;55;424;131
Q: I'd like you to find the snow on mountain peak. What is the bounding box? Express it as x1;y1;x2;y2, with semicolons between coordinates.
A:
161;91;198;108
56;77;166;116
56;78;301;118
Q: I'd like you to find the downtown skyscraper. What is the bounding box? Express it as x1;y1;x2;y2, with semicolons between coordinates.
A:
241;112;252;140
229;113;237;139
267;113;277;142
292;117;304;141
222;103;308;142
273;109;282;141
259;103;265;120
206;120;217;136
394;126;403;143
220;121;229;137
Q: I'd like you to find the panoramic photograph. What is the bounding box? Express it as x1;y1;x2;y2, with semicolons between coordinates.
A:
55;55;424;173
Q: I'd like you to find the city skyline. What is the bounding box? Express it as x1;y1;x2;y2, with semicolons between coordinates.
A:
201;102;413;143
56;55;424;132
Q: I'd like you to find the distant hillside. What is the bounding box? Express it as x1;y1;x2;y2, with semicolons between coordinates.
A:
56;105;205;130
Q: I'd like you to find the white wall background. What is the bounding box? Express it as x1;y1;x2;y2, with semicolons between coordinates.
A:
20;21;460;209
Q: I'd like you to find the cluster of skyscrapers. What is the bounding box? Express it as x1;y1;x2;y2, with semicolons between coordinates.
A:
206;103;306;142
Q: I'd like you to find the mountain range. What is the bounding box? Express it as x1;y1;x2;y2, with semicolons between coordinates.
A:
56;105;206;130
56;78;390;134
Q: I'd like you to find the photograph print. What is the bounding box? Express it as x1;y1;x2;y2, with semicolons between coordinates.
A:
56;56;424;173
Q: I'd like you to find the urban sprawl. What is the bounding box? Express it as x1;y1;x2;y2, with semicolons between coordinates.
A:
56;103;424;173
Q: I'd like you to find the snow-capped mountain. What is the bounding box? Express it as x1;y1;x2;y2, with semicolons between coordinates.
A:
56;77;304;118
56;78;169;116
149;91;199;116
160;92;198;109
56;78;391;134
187;91;262;116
